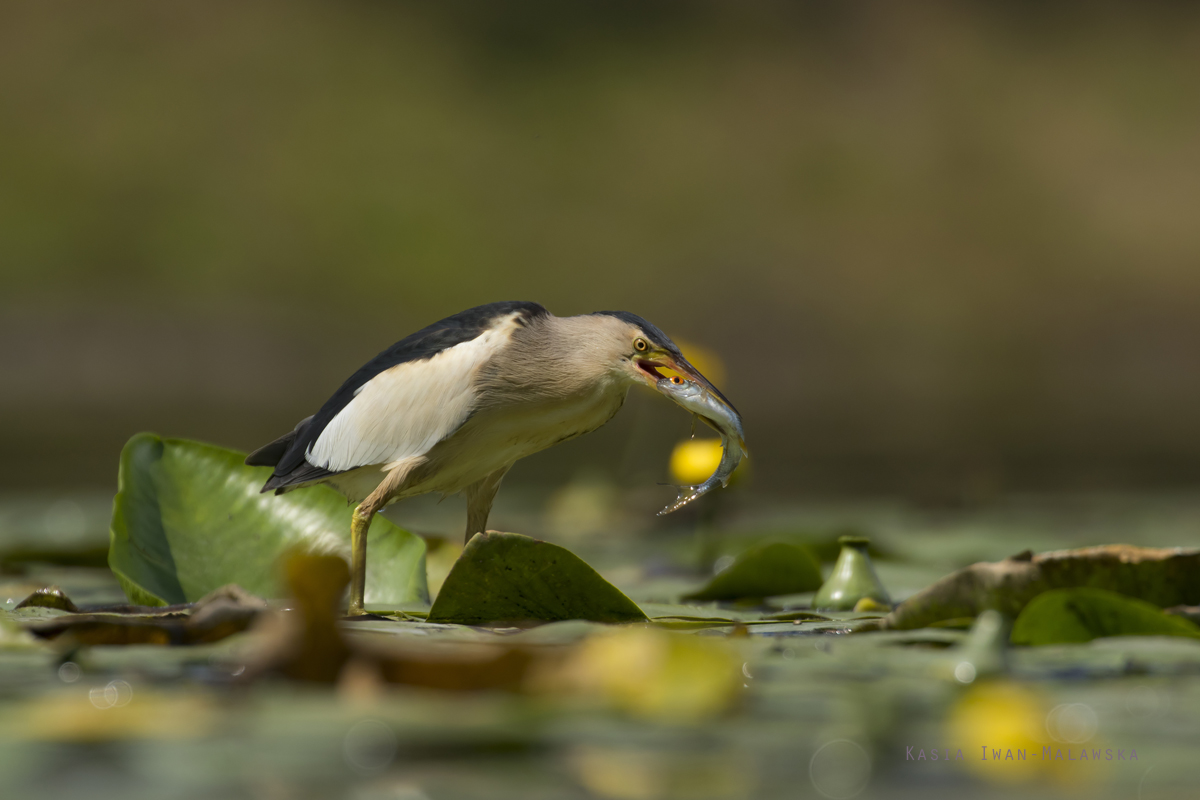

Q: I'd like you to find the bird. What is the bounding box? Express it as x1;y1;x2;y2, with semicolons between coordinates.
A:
246;301;741;615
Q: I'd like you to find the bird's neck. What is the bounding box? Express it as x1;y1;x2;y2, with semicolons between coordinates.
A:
475;314;628;405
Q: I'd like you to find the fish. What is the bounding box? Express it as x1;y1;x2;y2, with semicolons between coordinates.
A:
655;376;746;515
657;376;746;445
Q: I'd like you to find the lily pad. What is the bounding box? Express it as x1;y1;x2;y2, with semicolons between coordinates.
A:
639;603;765;623
1011;587;1200;646
682;542;822;601
109;433;428;607
427;532;647;625
883;545;1200;630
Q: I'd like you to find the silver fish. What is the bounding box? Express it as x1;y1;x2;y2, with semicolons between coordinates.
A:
656;376;746;515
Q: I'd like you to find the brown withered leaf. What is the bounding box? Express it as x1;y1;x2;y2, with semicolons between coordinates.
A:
361;638;537;693
882;545;1200;630
26;584;267;646
245;551;542;690
266;553;353;682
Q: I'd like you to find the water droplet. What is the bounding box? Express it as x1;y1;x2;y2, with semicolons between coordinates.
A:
1046;703;1097;743
1125;685;1160;718
108;680;133;707
89;685;115;709
810;739;871;799
343;719;397;773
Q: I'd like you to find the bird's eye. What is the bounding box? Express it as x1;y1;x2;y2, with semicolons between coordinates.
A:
634;338;648;352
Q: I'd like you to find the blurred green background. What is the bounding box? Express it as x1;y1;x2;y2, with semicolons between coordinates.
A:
3;1;1200;503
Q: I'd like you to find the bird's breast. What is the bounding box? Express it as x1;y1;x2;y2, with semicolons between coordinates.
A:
405;384;628;496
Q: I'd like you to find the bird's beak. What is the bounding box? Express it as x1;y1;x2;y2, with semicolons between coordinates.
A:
640;351;745;447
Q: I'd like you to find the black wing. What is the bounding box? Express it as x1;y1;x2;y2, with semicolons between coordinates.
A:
249;301;548;493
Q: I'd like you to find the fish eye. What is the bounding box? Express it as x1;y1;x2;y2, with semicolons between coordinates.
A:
670;376;684;385
634;338;648;352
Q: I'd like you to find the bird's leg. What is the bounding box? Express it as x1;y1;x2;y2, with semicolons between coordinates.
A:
346;458;423;616
463;465;511;545
347;504;373;616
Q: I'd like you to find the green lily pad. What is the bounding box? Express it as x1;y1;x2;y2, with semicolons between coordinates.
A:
427;532;647;625
681;542;823;601
109;433;428;607
883;544;1200;631
1011;587;1200;646
639;603;764;622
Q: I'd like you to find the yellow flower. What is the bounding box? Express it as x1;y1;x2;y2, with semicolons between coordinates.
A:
670;439;746;487
946;681;1103;788
533;627;742;722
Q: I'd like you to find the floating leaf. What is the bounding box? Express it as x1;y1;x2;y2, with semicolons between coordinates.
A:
682;542;822;601
639;603;764;623
0;610;43;650
883;545;1200;630
108;433;428;607
427;532;647;625
1011;588;1200;646
16;584;266;647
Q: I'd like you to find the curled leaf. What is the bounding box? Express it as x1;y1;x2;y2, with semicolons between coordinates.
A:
883;545;1200;631
15;587;80;613
27;584;267;646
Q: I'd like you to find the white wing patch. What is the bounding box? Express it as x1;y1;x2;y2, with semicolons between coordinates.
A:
306;315;520;473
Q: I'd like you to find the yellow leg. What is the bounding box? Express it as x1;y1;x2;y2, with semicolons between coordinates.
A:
348;504;372;616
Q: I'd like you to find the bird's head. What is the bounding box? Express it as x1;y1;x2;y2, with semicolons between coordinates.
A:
594;310;743;439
